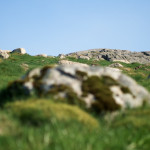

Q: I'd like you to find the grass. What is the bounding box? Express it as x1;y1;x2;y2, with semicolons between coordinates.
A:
0;99;150;150
0;53;150;149
0;53;59;89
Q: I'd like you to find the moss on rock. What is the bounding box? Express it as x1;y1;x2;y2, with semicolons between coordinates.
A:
47;84;85;107
76;70;88;80
82;76;120;113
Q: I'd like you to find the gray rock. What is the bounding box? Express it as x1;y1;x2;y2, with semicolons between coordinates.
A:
12;48;26;54
6;64;150;113
109;63;123;68
78;55;90;60
59;60;88;67
58;54;65;59
36;54;48;57
66;49;150;64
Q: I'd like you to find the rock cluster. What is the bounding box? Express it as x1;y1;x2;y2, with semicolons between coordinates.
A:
4;64;150;113
66;49;150;64
0;48;26;59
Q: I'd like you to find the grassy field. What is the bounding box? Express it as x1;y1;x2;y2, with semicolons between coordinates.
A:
0;53;150;150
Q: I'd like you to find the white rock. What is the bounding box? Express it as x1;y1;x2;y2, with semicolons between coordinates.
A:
0;50;11;53
109;63;123;68
78;55;90;60
36;54;48;57
0;51;9;59
58;54;65;59
12;48;26;54
59;60;88;67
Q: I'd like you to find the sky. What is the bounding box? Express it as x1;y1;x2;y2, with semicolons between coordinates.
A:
0;0;150;56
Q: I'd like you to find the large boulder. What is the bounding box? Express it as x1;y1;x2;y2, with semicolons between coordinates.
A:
12;48;26;54
2;64;150;113
0;51;9;59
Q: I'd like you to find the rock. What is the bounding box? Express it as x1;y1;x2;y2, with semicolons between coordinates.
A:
105;67;122;73
109;63;123;68
142;51;150;56
67;49;150;64
0;50;11;53
47;56;55;58
36;54;48;57
12;48;26;54
59;60;88;67
20;63;29;71
58;54;65;59
78;55;90;60
4;64;150;113
0;51;9;59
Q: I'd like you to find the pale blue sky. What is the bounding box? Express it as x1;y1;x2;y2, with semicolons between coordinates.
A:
0;0;150;56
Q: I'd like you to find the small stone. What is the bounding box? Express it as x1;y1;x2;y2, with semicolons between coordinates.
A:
109;63;123;68
78;55;90;60
36;54;48;57
58;54;65;59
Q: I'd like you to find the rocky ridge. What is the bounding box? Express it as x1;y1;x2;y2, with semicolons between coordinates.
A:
64;48;150;64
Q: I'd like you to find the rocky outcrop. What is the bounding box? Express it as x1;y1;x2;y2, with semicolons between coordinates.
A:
66;49;150;64
12;48;26;54
3;64;150;113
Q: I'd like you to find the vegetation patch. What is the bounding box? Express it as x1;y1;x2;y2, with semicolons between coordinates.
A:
6;99;99;128
75;70;88;80
0;80;29;106
0;111;19;136
82;76;120;113
47;84;85;107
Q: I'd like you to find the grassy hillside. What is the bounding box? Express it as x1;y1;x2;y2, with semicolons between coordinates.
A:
0;53;150;150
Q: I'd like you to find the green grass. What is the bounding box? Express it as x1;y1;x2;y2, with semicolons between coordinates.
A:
0;53;59;89
0;53;150;149
0;100;150;150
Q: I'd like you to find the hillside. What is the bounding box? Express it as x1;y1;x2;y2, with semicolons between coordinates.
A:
0;49;150;150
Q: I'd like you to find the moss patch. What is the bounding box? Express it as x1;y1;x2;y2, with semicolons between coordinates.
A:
76;70;88;80
121;86;132;94
5;99;99;128
82;76;120;113
0;111;19;136
47;84;85;107
0;80;29;106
